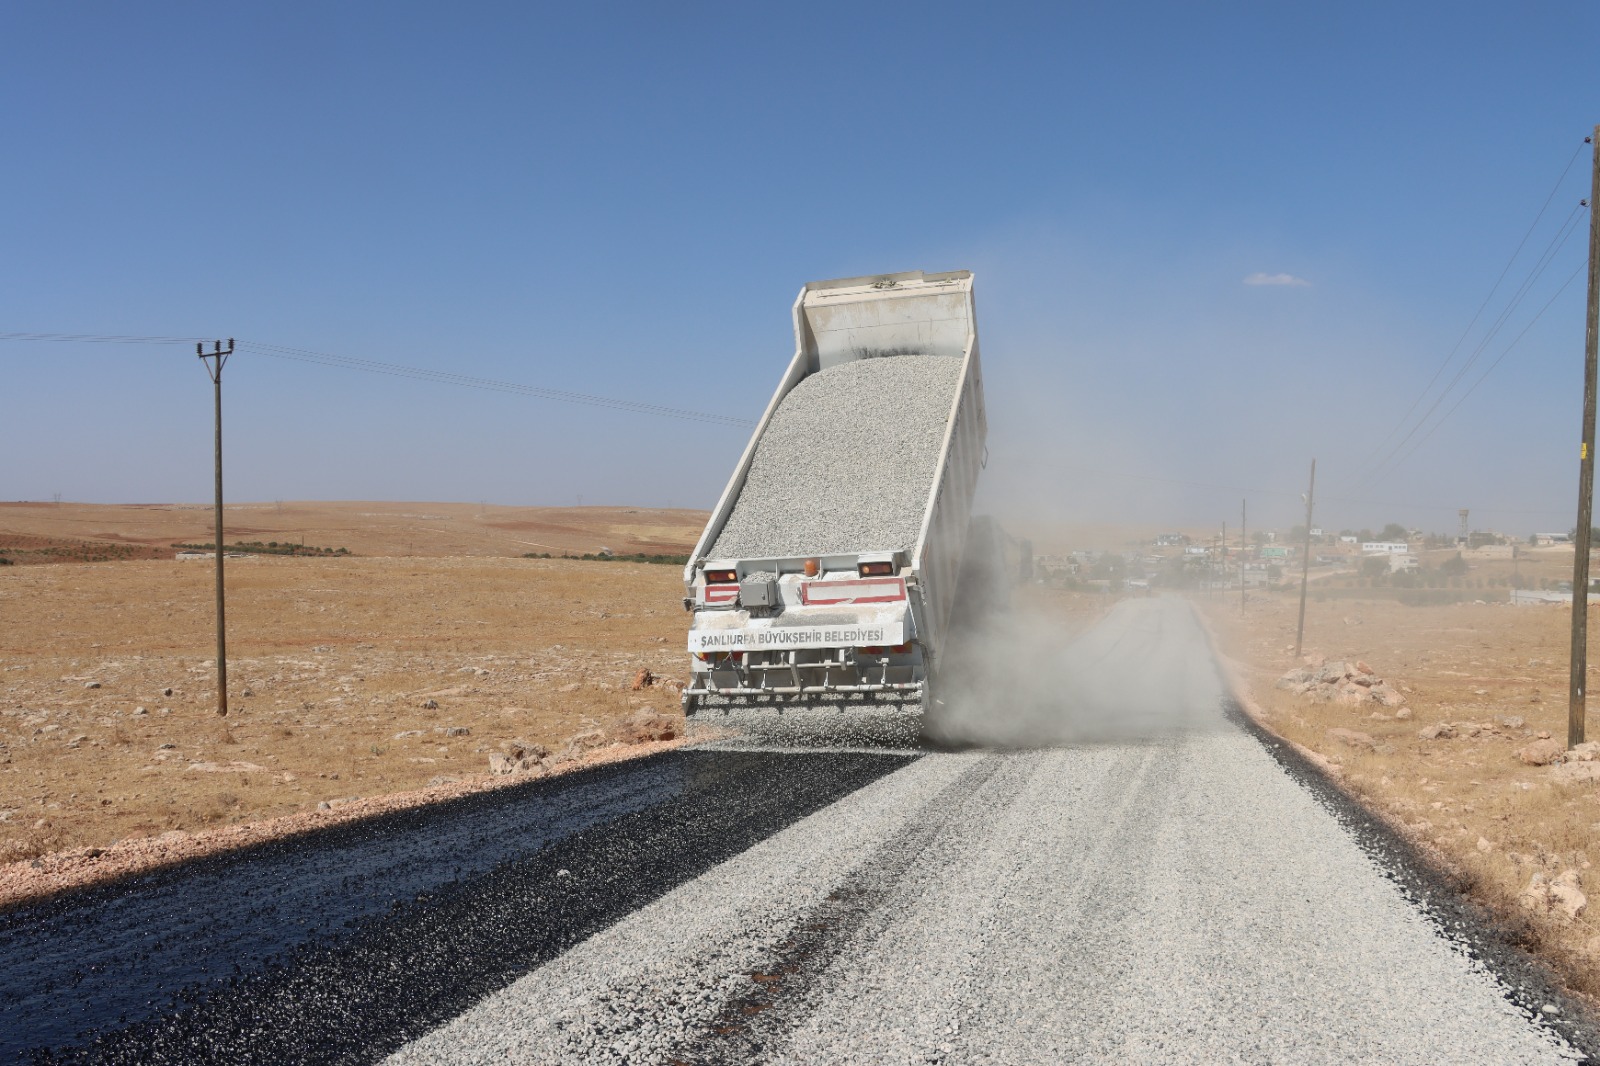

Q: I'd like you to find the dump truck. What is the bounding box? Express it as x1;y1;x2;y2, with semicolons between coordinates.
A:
681;269;988;714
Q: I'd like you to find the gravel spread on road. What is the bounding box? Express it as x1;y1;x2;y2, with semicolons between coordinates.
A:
386;599;1585;1065
707;354;963;561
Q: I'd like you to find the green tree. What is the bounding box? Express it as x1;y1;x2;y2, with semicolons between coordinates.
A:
1439;554;1468;578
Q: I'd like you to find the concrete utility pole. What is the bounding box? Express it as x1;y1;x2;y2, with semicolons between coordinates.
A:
199;340;234;718
1294;459;1317;658
1569;127;1600;749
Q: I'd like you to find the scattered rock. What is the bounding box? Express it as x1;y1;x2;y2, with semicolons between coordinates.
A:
611;708;679;745
1516;738;1566;766
1552;871;1588;919
631;668;656;691
1318;661;1349;683
1371;683;1406;708
83;681;101;690
1537;730;1553;740
1354;661;1375;676
489;741;549;776
1417;723;1457;741
162;688;173;697
1477;837;1494;853
559;682;582;694
132;706;147;716
1495;714;1526;730
393;730;425;739
241;688;254;697
420;699;439;710
1571;742;1600;762
445;726;470;737
1394;707;1413;720
1327;728;1378;752
185;760;268;773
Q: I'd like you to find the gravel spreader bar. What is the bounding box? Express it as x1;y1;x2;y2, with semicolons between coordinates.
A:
708;355;963;561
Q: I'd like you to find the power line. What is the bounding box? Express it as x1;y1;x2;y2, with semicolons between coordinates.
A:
1347;140;1590;489
234;341;753;427
0;331;754;428
1352;200;1589;491
1371;260;1587;485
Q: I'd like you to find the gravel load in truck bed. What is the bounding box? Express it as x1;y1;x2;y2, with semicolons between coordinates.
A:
708;354;963;561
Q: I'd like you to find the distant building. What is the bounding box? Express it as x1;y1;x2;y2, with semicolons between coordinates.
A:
1339;535;1358;545
1361;542;1409;555
1388;554;1419;572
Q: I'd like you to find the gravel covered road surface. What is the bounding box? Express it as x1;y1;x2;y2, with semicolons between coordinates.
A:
6;597;1596;1063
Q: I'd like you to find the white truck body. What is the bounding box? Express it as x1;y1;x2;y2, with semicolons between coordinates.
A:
682;269;986;711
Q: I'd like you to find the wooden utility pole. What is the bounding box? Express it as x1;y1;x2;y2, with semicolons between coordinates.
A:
1241;498;1247;616
1569;128;1600;749
1294;459;1316;658
199;340;234;718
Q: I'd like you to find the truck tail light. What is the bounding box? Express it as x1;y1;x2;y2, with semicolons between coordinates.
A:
861;646;885;655
705;568;737;584
858;561;895;577
890;642;911;654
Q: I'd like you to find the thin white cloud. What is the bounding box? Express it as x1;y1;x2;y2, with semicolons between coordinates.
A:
1243;272;1311;287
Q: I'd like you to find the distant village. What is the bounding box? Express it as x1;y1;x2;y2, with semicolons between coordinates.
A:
1033;523;1592;605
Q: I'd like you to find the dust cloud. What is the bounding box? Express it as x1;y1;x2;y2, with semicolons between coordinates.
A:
922;596;1228;750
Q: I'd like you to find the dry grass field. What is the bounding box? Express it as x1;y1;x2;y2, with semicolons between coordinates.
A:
0;500;706;562
1202;587;1600;999
0;503;706;890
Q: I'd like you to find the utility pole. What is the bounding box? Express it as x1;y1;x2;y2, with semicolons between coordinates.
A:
1569;127;1600;749
1294;459;1317;658
1241;498;1247;616
199;340;234;718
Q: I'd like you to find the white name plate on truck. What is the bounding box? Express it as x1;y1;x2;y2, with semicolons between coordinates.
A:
688;618;907;652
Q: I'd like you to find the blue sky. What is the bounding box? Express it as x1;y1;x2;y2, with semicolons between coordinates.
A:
3;2;1596;535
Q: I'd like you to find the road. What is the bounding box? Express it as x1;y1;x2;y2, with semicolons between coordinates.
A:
3;597;1592;1063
